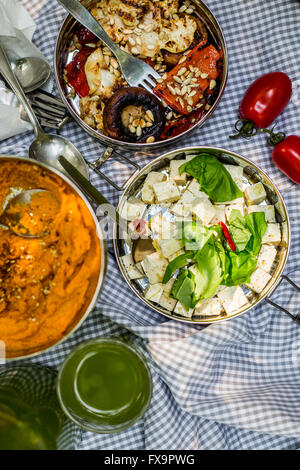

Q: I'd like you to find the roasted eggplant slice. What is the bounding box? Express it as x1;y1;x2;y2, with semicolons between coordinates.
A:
103;87;166;143
162;17;209;69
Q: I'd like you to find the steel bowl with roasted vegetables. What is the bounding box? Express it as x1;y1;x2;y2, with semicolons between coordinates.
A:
60;0;225;144
115;149;289;323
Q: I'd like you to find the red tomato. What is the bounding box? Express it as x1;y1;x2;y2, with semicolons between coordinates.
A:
239;72;292;128
66;47;93;98
272;135;300;185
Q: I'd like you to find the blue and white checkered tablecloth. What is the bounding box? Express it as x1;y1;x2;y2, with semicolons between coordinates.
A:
1;0;300;450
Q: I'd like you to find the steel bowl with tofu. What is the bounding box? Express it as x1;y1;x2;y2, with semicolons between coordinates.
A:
114;147;291;324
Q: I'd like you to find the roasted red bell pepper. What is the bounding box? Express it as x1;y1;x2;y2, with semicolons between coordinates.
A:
159;107;206;139
66;46;93;98
219;221;236;251
154;40;221;115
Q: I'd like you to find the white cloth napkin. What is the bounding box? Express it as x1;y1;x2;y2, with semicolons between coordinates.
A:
0;0;50;141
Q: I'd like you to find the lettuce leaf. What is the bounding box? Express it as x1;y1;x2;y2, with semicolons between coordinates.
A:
179;221;212;251
229;209;252;251
170;269;195;311
223;250;257;286
244;212;268;255
224;210;268;285
192;235;225;301
179;154;243;202
229;210;267;255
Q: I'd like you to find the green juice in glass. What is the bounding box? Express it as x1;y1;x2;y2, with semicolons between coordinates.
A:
57;338;152;433
0;395;62;450
0;365;67;450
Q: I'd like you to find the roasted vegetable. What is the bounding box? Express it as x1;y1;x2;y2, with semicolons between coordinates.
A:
103;87;166;143
154;40;221;115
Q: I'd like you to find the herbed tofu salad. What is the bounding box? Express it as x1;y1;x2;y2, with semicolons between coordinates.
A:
120;153;282;319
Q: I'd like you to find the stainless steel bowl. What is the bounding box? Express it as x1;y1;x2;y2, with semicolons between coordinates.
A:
54;0;228;152
0;155;107;360
113;147;292;324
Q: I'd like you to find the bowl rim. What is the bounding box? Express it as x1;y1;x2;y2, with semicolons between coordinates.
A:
56;337;153;434
113;145;291;324
53;0;229;151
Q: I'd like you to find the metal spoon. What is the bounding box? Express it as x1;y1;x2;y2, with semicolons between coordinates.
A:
0;44;89;179
0;189;59;238
10;56;51;93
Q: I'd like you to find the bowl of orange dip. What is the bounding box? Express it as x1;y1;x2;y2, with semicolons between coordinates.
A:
0;156;106;360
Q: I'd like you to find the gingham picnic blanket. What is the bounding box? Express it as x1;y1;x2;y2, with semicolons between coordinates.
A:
1;0;300;450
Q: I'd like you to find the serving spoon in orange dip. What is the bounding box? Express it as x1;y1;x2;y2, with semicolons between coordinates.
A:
0;189;60;238
0;159;102;359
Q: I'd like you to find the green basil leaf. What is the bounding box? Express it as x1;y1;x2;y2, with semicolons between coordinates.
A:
192;236;225;300
170;269;194;311
162;251;195;284
245;212;268;255
179;154;243;202
229;209;252;252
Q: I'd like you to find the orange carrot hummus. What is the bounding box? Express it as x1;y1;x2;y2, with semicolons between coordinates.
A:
0;159;102;358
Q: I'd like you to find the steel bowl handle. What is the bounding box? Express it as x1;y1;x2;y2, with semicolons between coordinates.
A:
265;274;300;324
87;146;141;191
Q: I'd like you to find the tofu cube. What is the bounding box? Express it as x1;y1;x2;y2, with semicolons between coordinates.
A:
145;283;164;303
153;179;181;204
174;301;194;318
187;179;209;200
135;261;145;275
121;254;145;280
244;182;267;206
191;198;216;225
217;286;249;314
257;244;277;273
169;160;187;185
246;205;276;223
158;292;177;311
157;238;184;259
224;164;244;189
281;221;288;247
121;197;145;222
170;201;192;218
185;154;197;162
141;252;169;284
225;201;245;222
167;248;185;262
244;267;272;293
163;278;175;295
170;190;195;218
210;205;226;224
262;223;281;245
215;197;244;206
149;214;176;240
194;297;223;316
141;172;166;204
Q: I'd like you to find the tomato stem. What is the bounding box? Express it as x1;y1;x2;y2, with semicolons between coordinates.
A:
261;125;286;147
229;119;258;140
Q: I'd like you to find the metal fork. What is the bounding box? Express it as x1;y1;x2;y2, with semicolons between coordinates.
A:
20;89;70;130
57;0;161;94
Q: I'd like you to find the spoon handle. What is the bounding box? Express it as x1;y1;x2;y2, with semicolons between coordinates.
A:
57;0;128;62
0;43;43;137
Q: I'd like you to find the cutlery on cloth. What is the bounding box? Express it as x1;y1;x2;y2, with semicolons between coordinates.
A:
10;56;51;93
0;42;89;178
